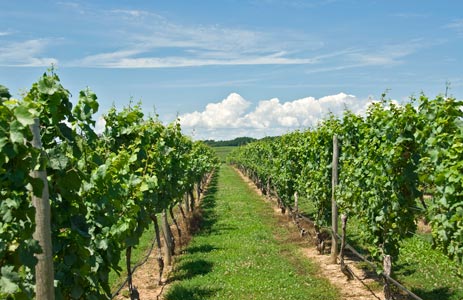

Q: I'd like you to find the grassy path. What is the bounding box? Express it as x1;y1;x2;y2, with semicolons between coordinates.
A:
164;164;339;300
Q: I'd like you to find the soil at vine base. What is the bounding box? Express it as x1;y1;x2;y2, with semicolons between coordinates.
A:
112;177;211;300
112;212;191;300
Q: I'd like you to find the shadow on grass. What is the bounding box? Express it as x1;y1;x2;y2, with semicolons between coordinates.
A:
165;285;218;300
165;171;220;299
185;244;220;254
189;171;238;237
411;287;453;300
193;172;219;234
394;261;416;277
169;258;214;281
393;263;458;300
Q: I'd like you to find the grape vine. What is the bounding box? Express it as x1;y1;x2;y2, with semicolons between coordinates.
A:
0;71;217;299
229;94;463;268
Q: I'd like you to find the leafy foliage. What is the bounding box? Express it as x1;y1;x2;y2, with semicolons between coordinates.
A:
0;73;218;299
338;101;419;259
0;85;11;100
229;94;463;266
416;95;463;264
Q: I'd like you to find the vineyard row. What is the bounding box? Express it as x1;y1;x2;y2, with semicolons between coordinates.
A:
227;94;463;284
0;71;218;299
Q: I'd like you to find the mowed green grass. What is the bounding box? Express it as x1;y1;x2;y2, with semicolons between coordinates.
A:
395;236;463;300
164;164;339;300
212;146;236;162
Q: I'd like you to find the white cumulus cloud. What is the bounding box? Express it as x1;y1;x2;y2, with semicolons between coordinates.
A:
179;92;373;140
94;116;106;134
180;93;250;128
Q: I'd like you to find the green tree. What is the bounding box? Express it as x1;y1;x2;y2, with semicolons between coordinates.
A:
0;85;12;100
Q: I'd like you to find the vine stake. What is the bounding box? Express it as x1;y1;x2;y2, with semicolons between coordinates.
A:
30;119;55;300
331;135;339;264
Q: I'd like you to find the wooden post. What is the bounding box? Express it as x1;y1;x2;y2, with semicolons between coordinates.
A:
167;209;176;254
292;191;299;223
161;210;173;265
340;214;347;260
383;255;392;300
339;213;353;280
331;135;339;264
30;119;55;300
169;206;182;245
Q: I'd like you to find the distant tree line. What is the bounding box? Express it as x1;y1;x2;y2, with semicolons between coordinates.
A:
203;136;257;147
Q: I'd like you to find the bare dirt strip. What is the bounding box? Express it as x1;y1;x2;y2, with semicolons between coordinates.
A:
113;177;212;300
112;210;192;300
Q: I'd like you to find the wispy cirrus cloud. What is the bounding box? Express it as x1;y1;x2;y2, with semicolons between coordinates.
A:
109;9;152;18
354;40;424;66
1;5;324;68
359;39;443;65
391;12;428;18
85;9;432;70
445;19;463;35
0;39;58;67
251;0;338;8
0;4;435;71
77;52;318;68
71;8;323;68
303;39;431;75
56;1;87;14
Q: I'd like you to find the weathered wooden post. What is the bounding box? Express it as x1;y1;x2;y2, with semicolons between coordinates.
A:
331;135;339;264
340;214;353;280
30;119;55;300
383;255;392;300
340;214;347;259
161;210;173;265
169;206;182;245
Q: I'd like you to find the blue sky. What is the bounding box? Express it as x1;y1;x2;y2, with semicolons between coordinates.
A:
1;0;462;139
